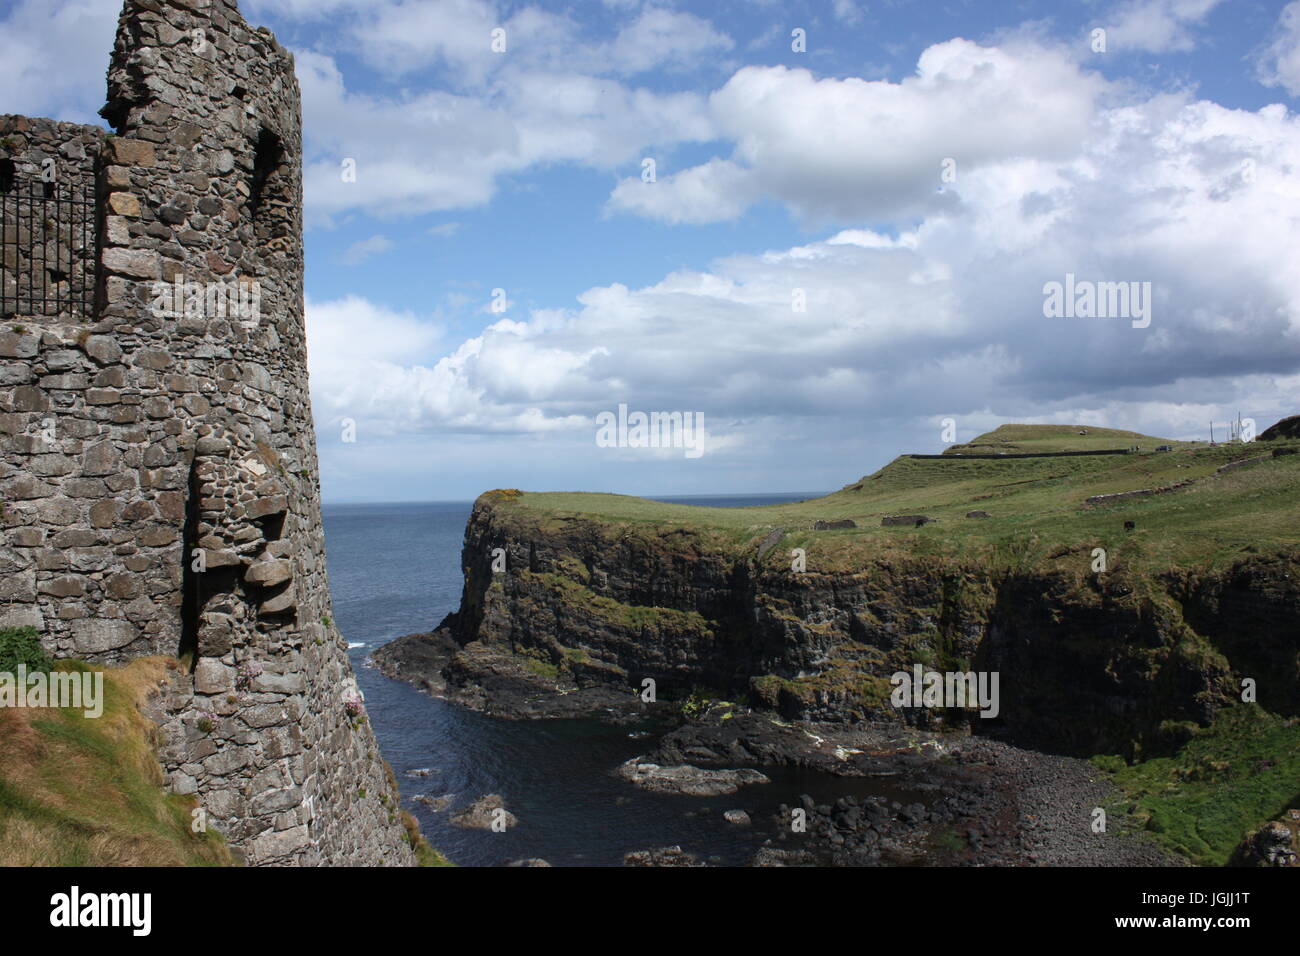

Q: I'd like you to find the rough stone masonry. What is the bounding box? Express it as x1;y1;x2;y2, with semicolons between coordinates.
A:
0;0;415;865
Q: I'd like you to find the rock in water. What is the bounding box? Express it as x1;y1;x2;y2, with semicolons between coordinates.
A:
616;757;770;796
623;846;706;867
450;794;518;830
724;809;752;825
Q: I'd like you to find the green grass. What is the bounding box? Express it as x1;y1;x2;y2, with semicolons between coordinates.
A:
1095;706;1300;866
483;424;1300;576
0;657;234;866
942;423;1169;455
401;809;455;866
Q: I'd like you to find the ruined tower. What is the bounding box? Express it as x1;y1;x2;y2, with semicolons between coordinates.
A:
0;0;415;865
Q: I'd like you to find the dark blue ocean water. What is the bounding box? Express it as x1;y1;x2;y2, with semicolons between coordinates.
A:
324;494;913;867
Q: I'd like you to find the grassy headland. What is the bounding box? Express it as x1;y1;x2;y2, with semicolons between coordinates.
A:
482;424;1300;577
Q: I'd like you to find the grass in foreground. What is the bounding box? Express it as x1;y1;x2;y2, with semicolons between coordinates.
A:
0;656;235;866
1094;706;1300;866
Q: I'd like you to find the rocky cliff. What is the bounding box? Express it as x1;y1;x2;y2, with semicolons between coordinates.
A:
388;429;1300;762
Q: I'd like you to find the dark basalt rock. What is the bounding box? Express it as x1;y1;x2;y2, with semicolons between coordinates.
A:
623;845;706;867
881;514;934;527
379;493;1300;760
1259;414;1300;441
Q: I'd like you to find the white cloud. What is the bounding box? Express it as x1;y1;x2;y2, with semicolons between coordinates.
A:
1104;0;1222;54
0;0;118;124
1257;1;1300;97
609;40;1107;224
297;46;715;223
607;158;756;224
604;8;734;74
307;43;1300;470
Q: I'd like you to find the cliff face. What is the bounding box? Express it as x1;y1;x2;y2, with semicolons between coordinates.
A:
447;493;1299;759
0;0;413;865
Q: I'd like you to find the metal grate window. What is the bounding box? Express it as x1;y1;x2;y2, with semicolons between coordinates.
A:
0;160;97;319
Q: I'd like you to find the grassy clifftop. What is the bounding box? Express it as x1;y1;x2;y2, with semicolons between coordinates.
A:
941;423;1164;455
480;424;1300;576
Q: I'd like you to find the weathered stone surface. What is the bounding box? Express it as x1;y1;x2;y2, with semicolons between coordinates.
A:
259;586;298;615
245;494;288;519
203;549;241;568
245;558;292;587
72;619;137;654
105;137;156;167
106;192;141;218
102;246;159;278
194;659;234;694
82;441;122;476
247;825;311;864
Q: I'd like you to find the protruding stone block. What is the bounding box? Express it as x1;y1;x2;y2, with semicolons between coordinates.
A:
245;558;292;587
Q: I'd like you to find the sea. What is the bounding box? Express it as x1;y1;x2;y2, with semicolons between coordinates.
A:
324;494;918;866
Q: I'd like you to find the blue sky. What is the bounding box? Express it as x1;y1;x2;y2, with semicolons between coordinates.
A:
4;0;1300;501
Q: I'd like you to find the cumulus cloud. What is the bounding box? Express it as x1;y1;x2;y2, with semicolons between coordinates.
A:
1257;1;1300;97
608;158;756;224
308;40;1300;475
608;40;1108;225
0;0;119;124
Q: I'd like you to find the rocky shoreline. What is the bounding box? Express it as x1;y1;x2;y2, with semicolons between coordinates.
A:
372;630;1181;867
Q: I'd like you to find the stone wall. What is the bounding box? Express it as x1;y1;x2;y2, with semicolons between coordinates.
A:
0;0;414;866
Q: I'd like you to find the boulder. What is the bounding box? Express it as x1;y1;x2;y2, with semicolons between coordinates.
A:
450;794;517;830
813;519;856;530
882;515;935;527
623;846;706;867
616;757;770;796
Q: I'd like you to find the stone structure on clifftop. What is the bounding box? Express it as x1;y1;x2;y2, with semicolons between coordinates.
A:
0;0;415;865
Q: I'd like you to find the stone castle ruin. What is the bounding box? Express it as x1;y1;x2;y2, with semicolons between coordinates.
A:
0;0;414;865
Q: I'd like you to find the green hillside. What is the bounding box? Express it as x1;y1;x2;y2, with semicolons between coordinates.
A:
942;423;1168;455
490;423;1300;575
